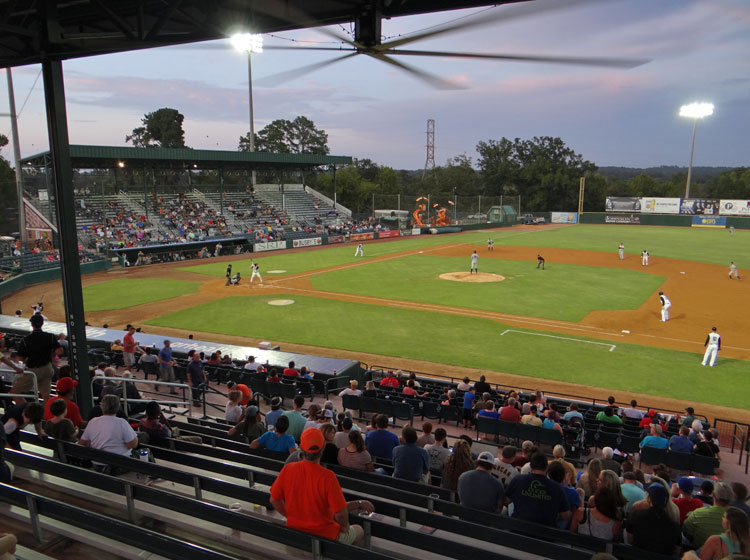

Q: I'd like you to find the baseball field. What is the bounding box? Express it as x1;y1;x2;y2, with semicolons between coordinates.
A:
8;224;749;418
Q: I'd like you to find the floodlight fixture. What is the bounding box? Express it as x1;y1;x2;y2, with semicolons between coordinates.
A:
117;161;125;168
679;101;714;198
231;33;263;54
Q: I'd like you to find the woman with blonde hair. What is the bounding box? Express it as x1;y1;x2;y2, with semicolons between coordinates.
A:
577;458;602;500
589;469;627;512
441;439;474;493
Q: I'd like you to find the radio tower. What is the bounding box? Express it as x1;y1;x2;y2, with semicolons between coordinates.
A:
423;119;435;177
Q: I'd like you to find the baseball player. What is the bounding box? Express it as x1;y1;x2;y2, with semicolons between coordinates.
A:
701;326;721;367
729;261;742;280
618;242;625;260
641;249;649;266
225;264;232;286
470;250;479;274
249;261;262;285
487;238;494;251
231;271;241;285
537;254;545;270
354;243;364;257
658;291;671;322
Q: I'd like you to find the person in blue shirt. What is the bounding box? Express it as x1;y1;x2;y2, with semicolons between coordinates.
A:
365;414;400;460
640;424;669;450
251;415;296;454
157;340;177;394
669;425;694;454
264;397;284;429
392;426;429;482
477;400;500;420
562;402;584;422
462;387;476;428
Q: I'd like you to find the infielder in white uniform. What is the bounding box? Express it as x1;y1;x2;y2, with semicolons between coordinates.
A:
658;291;671;322
641;250;649;266
470;251;479;274
618;242;625;260
487;238;494;251
701;326;721;367
354;243;364;257
729;261;742;280
249;262;262;285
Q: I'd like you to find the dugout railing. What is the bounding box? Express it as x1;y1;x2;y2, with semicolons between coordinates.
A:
714;417;750;474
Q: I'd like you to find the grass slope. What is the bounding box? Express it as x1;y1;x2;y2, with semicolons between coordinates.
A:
144;294;748;409
83;278;200;312
310;255;664;321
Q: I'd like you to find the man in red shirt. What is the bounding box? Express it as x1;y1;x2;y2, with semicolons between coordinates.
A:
500;397;521;422
283;361;298;378
672;478;704;523
270;428;374;545
379;371;399;388
122;325;140;369
43;377;84;428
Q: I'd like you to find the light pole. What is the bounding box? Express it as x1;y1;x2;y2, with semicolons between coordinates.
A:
679;102;714;198
3;68;27;246
231;33;263;186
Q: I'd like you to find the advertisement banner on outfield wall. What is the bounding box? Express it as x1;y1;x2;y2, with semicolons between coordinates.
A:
377;230;400;239
254;241;286;252
719;200;750;216
691;216;727;228
411;228;422;236
679;199;720;215
605;214;640;224
349;232;375;242
605;197;641;212
641;198;681;214
550;212;578;224
327;235;345;244
292;237;322;248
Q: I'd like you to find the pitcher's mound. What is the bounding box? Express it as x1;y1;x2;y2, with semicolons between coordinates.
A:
439;272;506;283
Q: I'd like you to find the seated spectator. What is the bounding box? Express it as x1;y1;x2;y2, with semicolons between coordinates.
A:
511;440;535;469
139;401;202;445
521;405;542;427
362;380;377;398
549;460;581;529
225;390;243;424
689;419;705;443
477;401;500;420
592;470;627;513
282;395;307;442
365;414;399;460
640;424;668;449
681;406;698;427
500;397;521;422
425;428;451;475
562;402;584;422
456;377;472;391
303;404;323;431
698;480;715;505
458;451;504;514
621;399;643;420
577;458;603;501
337;430;374;471
596;406;623;425
625;483;681;556
672;477;704;523
282;361;298;378
683;506;750;560
442;439;474;493
639;409;662;430
694;430;721;459
683;482;735;548
316;423;338;464
79;395;138;463
229;405;266;443
504;452;570;527
600;447;622;475
392;425;429;482
43;398;78;441
571;487;622;542
266;369;281;383
731;482;750;516
417;422;435;447
265;397;284;430
339;380;362;397
474;375;492;396
491;445;519;485
541;411;563;434
1;402;45;450
669;425;695;453
44;377;84;428
379;370;399;388
334;416;354;448
206;352;221;365
441;389;457;407
243;356;261;372
621;472;645;513
250;415;296;454
402;379;427;397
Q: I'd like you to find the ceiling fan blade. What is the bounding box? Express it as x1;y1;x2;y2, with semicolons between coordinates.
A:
254;52;358;86
249;2;358;48
263;45;357;53
384;48;649;69
382;0;594;50
367;53;464;90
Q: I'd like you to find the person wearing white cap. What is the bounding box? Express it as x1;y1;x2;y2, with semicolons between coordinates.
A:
701;326;721;367
458;451;505;514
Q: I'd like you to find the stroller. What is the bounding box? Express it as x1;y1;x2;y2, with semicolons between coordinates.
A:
563;416;587;459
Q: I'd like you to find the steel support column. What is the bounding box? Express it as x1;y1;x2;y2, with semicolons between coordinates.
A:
41;58;91;415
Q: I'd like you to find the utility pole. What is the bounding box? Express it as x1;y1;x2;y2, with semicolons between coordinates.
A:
422;119;435;178
4;68;26;245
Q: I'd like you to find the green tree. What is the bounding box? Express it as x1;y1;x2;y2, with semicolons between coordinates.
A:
705;167;750;199
126;108;187;148
476;136;597;211
240;116;329;155
376;166;401;195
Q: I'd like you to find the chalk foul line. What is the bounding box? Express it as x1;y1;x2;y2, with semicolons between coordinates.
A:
500;329;616;352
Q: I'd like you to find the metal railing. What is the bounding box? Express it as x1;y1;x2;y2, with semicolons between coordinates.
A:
0;367;39;402
714;417;749;474
91;376;191;415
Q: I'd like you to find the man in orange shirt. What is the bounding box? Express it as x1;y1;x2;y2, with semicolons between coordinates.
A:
43;377;84;428
270;428;375;545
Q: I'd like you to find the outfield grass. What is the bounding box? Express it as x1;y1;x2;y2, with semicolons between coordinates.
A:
144;294;749;409
310;255;664;321
82;278;200;312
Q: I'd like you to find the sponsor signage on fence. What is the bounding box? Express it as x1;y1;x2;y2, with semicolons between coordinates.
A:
327;235;345;244
605;214;640;224
719;200;750;216
349;232;375;242
605;197;641;212
292;237;322;248
550;212;578;224
641;197;681;214
254;240;286;252
680;199;719;215
411;228;422;236
691;216;727;228
377;230;400;239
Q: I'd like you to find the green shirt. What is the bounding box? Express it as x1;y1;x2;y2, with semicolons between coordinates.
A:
282;410;306;443
683;505;725;547
596;411;623;425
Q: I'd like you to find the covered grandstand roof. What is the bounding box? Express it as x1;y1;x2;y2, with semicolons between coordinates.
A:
20;145;352;171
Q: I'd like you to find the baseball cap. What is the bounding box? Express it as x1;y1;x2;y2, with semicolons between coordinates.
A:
677;477;694;494
246;405;259;417
163;339;171;345
685;407;695;415
648;410;657;418
647;483;669;508
477;451;495;466
324;409;334;418
300;427;325;453
56;377;78;392
270;397;282;408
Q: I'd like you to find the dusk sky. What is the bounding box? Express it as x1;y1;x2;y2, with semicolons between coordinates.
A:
1;0;748;171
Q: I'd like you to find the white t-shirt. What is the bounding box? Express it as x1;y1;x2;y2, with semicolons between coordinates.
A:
339;388;362;397
81;415;137;457
622;407;644;419
225;402;243;423
424;442;451;472
243;362;261;371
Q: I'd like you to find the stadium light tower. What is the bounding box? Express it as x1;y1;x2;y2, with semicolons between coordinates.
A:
232;32;263;184
679;102;714;198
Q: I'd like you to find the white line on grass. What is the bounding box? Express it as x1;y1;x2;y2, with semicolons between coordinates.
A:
500;329;617;352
